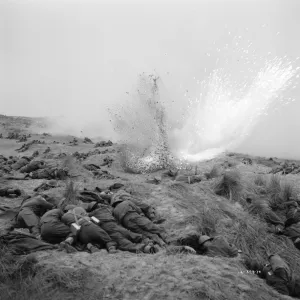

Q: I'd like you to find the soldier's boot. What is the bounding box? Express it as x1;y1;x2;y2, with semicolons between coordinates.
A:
153;244;161;253
60;241;77;253
108;245;118;254
87;243;101;254
143;242;158;254
59;237;77;253
143;244;153;253
159;232;169;244
141;238;151;245
151;234;166;247
131;233;143;243
129;243;147;253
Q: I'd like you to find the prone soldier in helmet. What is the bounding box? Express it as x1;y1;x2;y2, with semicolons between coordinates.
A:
111;190;167;248
61;206;118;253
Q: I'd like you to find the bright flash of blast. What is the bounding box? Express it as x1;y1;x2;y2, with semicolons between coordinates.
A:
109;50;299;172
175;57;299;162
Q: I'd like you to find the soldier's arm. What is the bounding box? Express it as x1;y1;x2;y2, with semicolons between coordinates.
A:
57;209;64;219
61;213;75;226
129;201;142;214
135;202;151;214
39;197;54;210
128;197;151;213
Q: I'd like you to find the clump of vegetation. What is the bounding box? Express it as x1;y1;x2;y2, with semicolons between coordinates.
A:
197;206;220;236
61;154;76;171
267;174;281;209
0;245;38;284
58;180;79;210
254;174;266;187
247;196;270;216
264;175;296;210
227;152;235;157
225;158;239;168
204;165;221;180
214;169;244;201
0;241;97;300
280;180;295;202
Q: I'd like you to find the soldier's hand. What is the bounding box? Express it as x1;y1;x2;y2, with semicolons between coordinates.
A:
35;234;41;240
184;246;196;254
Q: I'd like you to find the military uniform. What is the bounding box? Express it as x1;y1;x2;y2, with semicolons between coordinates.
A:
248;255;300;297
41;209;71;243
11;157;31;171
15;196;54;236
113;200;166;245
61;210;116;250
30;168;51;179
20;160;44;173
89;204;143;253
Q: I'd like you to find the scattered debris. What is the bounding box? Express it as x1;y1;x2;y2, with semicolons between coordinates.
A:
34;180;58;192
15;140;45;152
100;156;113;167
72;149;115;161
32;150;39;157
69;138;78;146
94;140;113;148
242;158;253;165
92;169;116;179
83;164;101;171
0;187;22;198
43;147;51;154
83;137;93;144
270;161;300;175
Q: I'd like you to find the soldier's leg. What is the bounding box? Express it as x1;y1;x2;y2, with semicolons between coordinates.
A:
130;214;164;235
122;215;165;246
79;223;117;251
101;222;143;252
18;209;40;236
126;214;167;246
113;223;143;243
41;222;71;244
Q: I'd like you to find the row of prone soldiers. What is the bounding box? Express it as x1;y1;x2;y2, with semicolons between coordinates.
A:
11;185;242;256
9;185;300;298
245;195;300;298
0;154;69;179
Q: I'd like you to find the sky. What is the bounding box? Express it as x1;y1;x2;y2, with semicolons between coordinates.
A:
1;0;300;159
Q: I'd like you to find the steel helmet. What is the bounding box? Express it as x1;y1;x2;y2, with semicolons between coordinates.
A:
110;190;131;207
65;204;76;212
73;207;87;217
198;235;213;246
48;179;57;186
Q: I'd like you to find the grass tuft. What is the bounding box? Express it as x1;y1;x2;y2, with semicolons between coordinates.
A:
254;175;266;187
280;180;295;203
205;165;221;180
58;180;79;210
214;169;244;201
